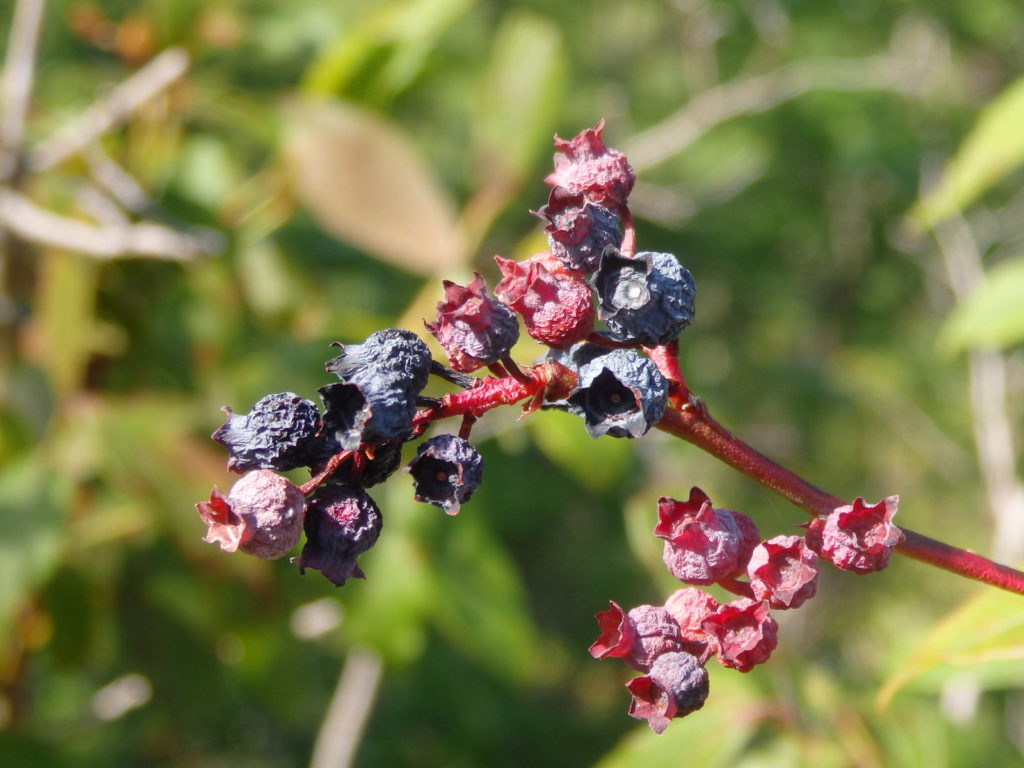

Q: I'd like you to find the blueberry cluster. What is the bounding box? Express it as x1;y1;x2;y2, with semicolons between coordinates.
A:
193;123;906;735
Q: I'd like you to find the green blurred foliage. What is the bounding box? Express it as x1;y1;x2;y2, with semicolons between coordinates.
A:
3;0;1024;765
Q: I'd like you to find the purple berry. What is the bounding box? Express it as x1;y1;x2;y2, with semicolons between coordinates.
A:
405;433;484;515
212;392;322;473
533;187;622;274
627;651;709;733
593;250;696;346
425;274;519;373
295;485;383;586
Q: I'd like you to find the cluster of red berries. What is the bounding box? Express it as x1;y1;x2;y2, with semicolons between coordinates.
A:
591;488;903;732
194;122;906;733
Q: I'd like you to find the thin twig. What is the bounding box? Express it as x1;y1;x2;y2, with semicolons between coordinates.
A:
27;48;189;173
86;148;153;214
624;53;937;172
0;189;220;260
933;212;1024;563
0;0;46;175
309;646;382;768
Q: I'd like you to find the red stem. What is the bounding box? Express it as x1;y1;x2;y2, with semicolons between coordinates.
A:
657;402;1024;596
619;207;636;259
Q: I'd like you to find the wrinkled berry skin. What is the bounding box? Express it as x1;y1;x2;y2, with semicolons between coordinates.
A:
425;274;520;373
295;485;382;586
533;187;622;274
326;328;431;396
703;598;778;673
318;379;416;449
196;470;305;559
554;345;667;439
627;651;709;734
405;433;484;515
663;588;721;662
308;440;403;488
806;496;904;574
654;488;748;584
748;535;819;610
494;255;595;349
589;602;683;672
593;250;696;347
545;121;635;207
212;393;321;473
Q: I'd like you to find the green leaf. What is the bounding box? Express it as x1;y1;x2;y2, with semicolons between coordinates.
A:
302;0;473;103
431;513;545;685
938;254;1024;351
911;74;1024;228
877;587;1024;710
282;99;465;274
528;410;631;494
473;12;565;184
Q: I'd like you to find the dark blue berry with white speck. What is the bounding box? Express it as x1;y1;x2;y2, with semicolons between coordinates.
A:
295;485;382;586
592;251;696;346
549;345;667;439
319;379;416;449
405;433;484;515
212;392;322;473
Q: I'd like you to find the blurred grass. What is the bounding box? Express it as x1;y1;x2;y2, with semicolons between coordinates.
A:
2;0;1024;766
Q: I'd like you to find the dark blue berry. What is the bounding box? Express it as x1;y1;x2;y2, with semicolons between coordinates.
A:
549;345;667;438
212;392;322;472
309;440;404;488
326;328;432;396
592;251;695;346
405;433;484;515
319;379;416;449
295;485;382;586
534;186;622;274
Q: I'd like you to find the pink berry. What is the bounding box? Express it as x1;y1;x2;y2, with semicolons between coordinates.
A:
545;121;635;207
702;598;778;673
195;470;305;559
747;535;818;609
654;487;745;585
493;255;595;349
806;495;904;574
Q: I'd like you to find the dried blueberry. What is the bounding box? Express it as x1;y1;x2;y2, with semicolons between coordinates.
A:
319;380;415;449
326;328;431;396
212;392;322;473
533;187;622;274
555;347;667;439
405;433;484;515
295;485;383;586
425;274;520;373
592;250;696;346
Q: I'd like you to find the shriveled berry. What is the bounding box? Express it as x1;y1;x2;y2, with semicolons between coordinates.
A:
654;488;745;585
593;250;696;346
212;392;321;473
405;433;484;515
494;255;594;349
196;470;305;559
703;598;778;673
425;274;520;373
533;187;622;274
748;535;819;609
663;588;721;662
545;121;635;207
319;378;416;449
806;495;904;574
555;346;667;438
295;485;382;586
589;602;683;672
627;651;709;734
311;441;404;488
326;328;431;396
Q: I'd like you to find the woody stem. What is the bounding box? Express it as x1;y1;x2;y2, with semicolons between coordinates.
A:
656;402;1024;596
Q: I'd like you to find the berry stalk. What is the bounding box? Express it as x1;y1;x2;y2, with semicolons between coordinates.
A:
657;401;1024;596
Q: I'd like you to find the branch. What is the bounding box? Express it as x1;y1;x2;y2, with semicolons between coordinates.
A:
0;0;46;174
309;646;382;768
624;52;938;172
27;48;189;173
657;402;1024;596
0;190;221;260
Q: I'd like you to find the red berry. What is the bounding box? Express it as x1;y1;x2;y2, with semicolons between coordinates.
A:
545;121;635;207
747;535;818;609
663;587;721;662
589;602;683;671
654;488;745;585
425;273;519;373
493;255;595;349
806;495;904;574
702;598;778;673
